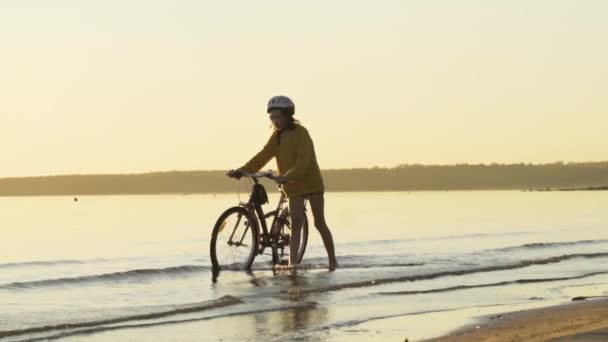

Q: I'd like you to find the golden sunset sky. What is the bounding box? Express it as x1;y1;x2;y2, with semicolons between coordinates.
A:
1;0;606;177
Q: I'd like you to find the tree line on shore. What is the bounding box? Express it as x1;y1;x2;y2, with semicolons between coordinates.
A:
1;161;607;196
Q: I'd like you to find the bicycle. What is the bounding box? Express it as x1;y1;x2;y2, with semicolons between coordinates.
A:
210;170;309;270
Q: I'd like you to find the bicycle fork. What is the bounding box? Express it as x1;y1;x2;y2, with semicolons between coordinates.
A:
227;210;251;247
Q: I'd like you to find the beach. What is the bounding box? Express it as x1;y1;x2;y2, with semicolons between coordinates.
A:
429;298;608;342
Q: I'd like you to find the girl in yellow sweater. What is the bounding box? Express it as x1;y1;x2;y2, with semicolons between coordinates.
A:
227;95;337;270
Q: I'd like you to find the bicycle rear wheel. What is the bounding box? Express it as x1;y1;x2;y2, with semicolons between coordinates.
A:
210;206;258;270
265;211;308;265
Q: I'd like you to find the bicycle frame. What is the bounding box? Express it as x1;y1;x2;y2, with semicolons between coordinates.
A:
238;171;307;255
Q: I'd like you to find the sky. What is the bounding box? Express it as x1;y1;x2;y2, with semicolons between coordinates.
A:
1;0;607;177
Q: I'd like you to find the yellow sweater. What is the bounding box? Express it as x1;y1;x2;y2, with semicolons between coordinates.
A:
240;124;324;198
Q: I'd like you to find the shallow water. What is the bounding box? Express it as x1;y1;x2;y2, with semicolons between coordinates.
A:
1;190;607;341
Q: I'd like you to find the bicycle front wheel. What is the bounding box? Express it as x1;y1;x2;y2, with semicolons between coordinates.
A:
210;206;259;270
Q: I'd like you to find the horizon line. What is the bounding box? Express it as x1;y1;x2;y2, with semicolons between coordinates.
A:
2;159;607;180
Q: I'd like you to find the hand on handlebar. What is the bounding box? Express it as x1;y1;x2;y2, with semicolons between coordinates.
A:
226;169;244;179
226;169;288;184
273;175;289;184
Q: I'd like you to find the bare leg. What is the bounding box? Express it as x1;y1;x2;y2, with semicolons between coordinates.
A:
308;193;338;270
288;196;305;267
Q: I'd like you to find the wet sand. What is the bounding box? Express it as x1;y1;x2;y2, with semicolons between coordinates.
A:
428;298;608;342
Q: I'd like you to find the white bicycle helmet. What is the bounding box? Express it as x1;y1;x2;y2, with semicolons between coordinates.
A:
267;95;295;115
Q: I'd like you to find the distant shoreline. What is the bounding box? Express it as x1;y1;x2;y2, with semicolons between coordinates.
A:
1;187;608;198
523;185;608;192
0;188;562;198
1;161;607;197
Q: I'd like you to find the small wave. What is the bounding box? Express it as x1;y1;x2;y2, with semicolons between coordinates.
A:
439;231;533;240
272;302;512;341
0;259;87;269
487;239;608;253
253;255;423;271
340;231;535;248
378;271;608;296
0;265;210;290
285;252;608;295
0;295;242;339
339;262;424;269
0;256;146;269
11;301;317;342
254;262;423;271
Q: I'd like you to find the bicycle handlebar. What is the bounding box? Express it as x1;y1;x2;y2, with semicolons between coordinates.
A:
227;169;287;186
240;170;276;180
